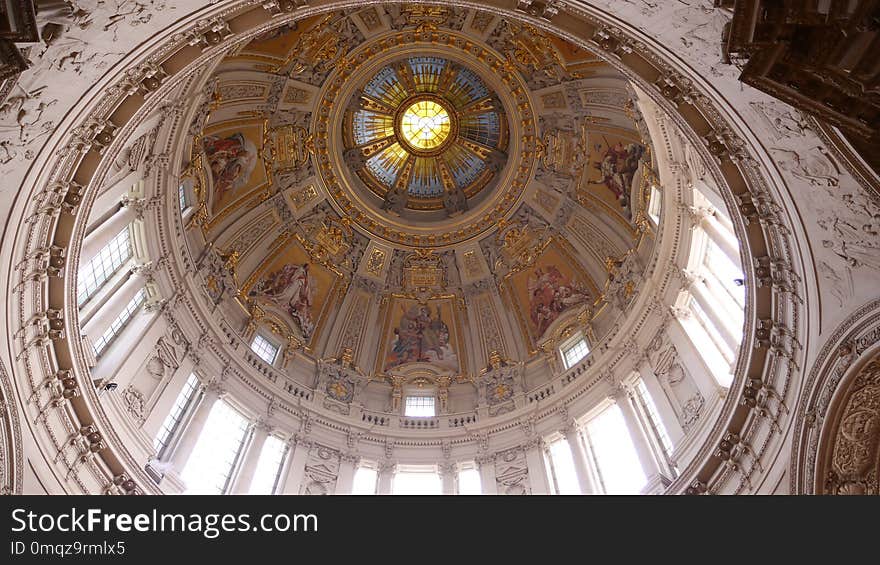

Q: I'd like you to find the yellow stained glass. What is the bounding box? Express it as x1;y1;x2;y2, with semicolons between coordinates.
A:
399;100;451;150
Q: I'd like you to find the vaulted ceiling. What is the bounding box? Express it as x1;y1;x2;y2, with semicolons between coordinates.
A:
182;4;656;380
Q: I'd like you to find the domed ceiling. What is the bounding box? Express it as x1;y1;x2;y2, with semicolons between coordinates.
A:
184;4;656;390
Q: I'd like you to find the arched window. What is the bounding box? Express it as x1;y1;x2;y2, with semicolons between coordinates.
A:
580;403;647;494
647;183;662;225
545;435;581;494
457;463;482;495
676;190;746;388
251;334;280;365
92;287;147;357
632;377;677;477
153;373;200;458
561;332;590;369
181;400;251;494
392;465;442;495
352;463;379;495
77;226;133;306
404;394;436;417
249;435;288;495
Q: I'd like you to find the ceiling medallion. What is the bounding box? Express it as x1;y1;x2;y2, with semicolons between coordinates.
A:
313;29;537;248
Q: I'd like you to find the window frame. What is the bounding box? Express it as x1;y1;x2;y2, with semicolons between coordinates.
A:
352;462;380;495
153;373;202;459
456;462;482;495
248;434;289;495
250;333;280;365
404;394;436;418
579;402;648;495
77;226;133;307
180;399;252;495
647;183;662;225
561;333;590;369
391;464;442;495
92;287;147;358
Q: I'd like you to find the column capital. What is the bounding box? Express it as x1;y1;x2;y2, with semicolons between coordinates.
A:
523;436;545;452
561;419;579;439
203;379;226;398
287;432;312;450
475;453;496;467
339;452;361;465
438;461;457;477
679;268;703;288
377;459;397;474
253;417;273;434
669;304;691;320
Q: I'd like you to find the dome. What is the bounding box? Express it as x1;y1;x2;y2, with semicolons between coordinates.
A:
1;0;877;499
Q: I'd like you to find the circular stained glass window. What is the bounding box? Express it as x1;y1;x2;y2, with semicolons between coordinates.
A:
398;98;453;152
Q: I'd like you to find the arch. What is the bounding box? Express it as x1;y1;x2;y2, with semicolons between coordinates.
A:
0;1;813;496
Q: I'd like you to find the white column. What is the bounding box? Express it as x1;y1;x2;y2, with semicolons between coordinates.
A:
614;389;663;483
440;462;456;495
702;214;739;267
667;315;725;400
232;422;270;494
476;455;498;494
688;277;739;354
524;439;551;494
376;460;396;495
81;269;144;342
563;426;595;494
636;359;685;445
335;454;358;495
143;355;196;439
81;204;136;263
169;382;221;472
281;437;311;494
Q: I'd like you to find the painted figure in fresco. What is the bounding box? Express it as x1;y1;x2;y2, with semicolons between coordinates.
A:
593;140;645;209
384;304;458;371
202;132;258;202
248;263;315;339
527;265;591;337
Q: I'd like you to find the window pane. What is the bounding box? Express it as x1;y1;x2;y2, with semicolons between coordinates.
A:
392;467;441;495
251;334;279;365
648;184;661;224
352;466;378;495
249;435;287;495
458;466;482;495
178;183;188;212
404;396;435;417
92;287;146;357
563;338;590;369
181;401;250;494
585;404;646;494
549;438;581;494
154;373;200;455
77;227;132;306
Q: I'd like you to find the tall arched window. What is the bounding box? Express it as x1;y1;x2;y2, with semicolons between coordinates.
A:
580;403;647;494
248;435;288;495
181;400;251;494
352;463;379;495
676;188;746;388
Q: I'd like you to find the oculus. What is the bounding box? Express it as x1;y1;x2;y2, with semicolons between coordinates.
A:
346;56;508;209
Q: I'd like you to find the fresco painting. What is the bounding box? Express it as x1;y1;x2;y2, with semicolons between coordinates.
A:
509;242;593;342
382;298;461;373
202;122;266;215
244;242;336;343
